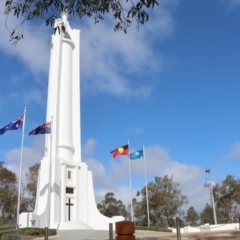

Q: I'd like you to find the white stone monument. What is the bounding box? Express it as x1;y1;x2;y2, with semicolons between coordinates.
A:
19;13;124;230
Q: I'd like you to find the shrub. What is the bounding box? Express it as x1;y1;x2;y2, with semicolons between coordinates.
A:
48;229;56;235
0;227;15;232
0;230;18;239
1;234;21;240
20;228;56;236
135;226;172;232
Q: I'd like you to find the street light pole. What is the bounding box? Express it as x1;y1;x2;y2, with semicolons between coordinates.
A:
205;168;217;225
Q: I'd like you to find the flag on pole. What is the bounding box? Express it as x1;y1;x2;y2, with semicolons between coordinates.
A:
110;144;129;158
0;115;24;135
29;122;51;135
130;149;144;160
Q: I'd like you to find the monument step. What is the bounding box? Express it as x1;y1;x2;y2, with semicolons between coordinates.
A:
57;221;93;230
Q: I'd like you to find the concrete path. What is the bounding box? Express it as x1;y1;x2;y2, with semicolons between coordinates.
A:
35;229;240;240
42;230;171;240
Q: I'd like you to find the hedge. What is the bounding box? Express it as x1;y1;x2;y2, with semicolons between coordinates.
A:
0;228;56;239
1;234;21;240
135;226;172;232
0;230;18;239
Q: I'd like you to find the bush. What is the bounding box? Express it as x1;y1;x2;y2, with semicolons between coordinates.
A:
20;228;56;236
0;228;57;239
0;230;18;239
23;228;45;236
135;226;172;232
0;227;15;232
1;234;21;240
48;229;56;235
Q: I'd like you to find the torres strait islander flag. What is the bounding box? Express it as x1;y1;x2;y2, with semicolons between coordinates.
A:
110;144;129;158
29;122;51;135
130;149;144;160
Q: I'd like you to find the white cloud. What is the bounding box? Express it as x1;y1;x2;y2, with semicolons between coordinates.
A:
76;0;178;98
229;0;240;7
221;0;240;11
0;2;50;76
82;139;117;189
83;140;207;212
223;142;240;160
110;145;203;187
126;127;144;135
2;137;44;198
1;0;178;99
82;138;98;157
2;135;207;212
4;137;45;186
9;88;46;106
95;185;132;207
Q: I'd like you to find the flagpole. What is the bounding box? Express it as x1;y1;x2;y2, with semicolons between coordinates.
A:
128;139;134;221
47;116;53;228
143;145;150;227
17;107;26;228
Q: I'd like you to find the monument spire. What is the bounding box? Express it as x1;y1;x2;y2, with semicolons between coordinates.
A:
19;15;123;230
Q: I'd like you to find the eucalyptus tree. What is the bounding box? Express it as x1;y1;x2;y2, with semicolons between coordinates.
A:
97;192;128;218
134;175;188;228
25;163;40;210
185;206;199;226
200;203;214;225
5;0;159;44
0;162;29;224
213;175;240;223
0;162;18;224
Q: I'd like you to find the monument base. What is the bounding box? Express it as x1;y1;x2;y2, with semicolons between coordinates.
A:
57;222;92;230
19;157;124;230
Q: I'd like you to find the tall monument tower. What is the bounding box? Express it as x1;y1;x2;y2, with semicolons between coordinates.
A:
19;13;123;230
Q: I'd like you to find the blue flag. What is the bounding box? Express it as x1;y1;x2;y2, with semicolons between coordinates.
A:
29;122;51;135
130;149;144;160
0;115;24;135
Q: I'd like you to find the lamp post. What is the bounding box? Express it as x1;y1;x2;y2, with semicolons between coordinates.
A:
205;168;217;225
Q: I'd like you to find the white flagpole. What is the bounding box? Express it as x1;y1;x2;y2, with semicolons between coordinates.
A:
128;139;134;221
17;107;26;228
47;116;53;228
143;145;150;227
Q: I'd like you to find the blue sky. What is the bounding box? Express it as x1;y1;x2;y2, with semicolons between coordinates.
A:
1;0;240;214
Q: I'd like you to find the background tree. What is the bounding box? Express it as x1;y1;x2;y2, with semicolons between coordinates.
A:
134;175;188;228
97;192;128;218
0;162;28;225
0;161;18;225
200;203;214;225
25;163;40;210
5;0;159;44
185;206;199;226
213;175;240;223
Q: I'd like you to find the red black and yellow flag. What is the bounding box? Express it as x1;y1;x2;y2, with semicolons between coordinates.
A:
110;144;129;158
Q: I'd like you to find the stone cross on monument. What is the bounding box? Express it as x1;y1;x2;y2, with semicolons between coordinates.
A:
19;13;123;230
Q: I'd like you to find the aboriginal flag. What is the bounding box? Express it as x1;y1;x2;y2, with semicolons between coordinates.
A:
110;144;129;158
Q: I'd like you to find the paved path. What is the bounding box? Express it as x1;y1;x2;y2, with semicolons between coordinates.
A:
42;230;171;240
35;229;240;240
53;230;171;240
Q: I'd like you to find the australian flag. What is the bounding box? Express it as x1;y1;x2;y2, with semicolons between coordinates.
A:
29;122;51;135
0;115;24;135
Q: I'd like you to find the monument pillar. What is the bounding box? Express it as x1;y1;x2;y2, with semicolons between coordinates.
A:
19;13;124;230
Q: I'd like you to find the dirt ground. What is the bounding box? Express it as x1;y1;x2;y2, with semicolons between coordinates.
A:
21;229;240;240
136;229;240;240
